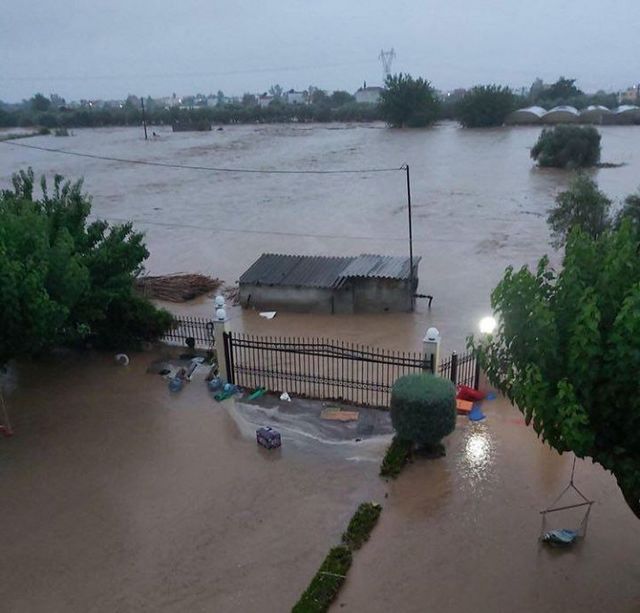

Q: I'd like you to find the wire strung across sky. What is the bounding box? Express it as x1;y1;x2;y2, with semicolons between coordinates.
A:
0;140;404;175
97;215;460;244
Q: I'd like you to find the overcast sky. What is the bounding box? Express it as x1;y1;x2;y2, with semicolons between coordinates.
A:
1;0;639;102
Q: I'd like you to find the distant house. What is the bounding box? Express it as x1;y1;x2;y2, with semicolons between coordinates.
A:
258;94;274;108
285;89;307;104
239;253;420;314
354;83;384;105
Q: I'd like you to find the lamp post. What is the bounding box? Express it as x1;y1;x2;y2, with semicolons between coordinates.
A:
474;316;497;390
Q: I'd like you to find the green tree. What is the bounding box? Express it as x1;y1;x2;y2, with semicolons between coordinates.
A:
30;93;51;112
531;125;601;169
472;221;640;519
241;93;257;107
534;77;583;105
390;373;456;449
379;73;440;128
547;174;612;247
330;90;355;107
455;85;516;128
268;84;283;100
0;169;173;366
616;191;640;233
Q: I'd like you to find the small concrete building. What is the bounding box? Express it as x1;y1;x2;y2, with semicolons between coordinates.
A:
239;253;421;314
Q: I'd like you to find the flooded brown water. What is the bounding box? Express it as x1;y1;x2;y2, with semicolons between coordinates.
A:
2;122;640;352
1;355;639;612
0;351;386;612
336;396;640;613
2;124;640;612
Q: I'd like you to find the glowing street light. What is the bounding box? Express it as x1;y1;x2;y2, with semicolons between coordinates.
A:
479;316;497;335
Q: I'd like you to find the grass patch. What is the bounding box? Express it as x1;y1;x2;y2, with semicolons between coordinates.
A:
342;502;382;550
292;545;352;613
379;435;412;478
292;501;383;612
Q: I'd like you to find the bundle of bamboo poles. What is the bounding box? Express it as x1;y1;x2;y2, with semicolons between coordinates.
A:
135;273;221;302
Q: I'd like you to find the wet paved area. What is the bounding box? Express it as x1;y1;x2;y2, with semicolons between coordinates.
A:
1;352;639;612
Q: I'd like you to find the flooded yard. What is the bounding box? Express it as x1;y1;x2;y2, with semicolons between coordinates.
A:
1;354;638;612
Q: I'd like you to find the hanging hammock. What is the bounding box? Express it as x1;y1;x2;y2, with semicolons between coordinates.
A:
539;456;594;546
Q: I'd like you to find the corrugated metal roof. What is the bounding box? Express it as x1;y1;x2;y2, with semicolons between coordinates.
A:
337;254;421;283
239;254;354;288
240;253;420;289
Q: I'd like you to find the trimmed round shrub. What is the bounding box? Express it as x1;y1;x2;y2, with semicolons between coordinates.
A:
390;373;456;447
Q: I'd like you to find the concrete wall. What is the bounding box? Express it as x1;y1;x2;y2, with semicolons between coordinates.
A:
239;284;349;313
240;278;414;313
351;278;413;313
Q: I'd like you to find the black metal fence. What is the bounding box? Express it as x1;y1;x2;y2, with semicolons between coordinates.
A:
439;350;480;390
162;316;215;348
160;321;481;405
223;332;433;408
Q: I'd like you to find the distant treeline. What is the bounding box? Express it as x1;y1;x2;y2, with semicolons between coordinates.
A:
0;78;628;130
0;101;384;129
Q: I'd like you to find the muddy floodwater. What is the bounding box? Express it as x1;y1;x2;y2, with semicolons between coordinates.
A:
2;122;640;352
2;124;640;611
1;354;639;612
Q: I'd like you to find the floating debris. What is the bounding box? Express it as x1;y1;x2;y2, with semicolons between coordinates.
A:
135;273;221;302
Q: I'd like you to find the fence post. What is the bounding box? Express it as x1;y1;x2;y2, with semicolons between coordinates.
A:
450;351;458;384
473;357;481;390
423;327;441;374
213;297;231;383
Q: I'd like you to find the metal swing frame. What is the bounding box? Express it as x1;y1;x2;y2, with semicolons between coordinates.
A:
539;456;594;540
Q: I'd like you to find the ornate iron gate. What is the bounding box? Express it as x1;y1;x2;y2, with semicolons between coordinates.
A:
223;332;433;408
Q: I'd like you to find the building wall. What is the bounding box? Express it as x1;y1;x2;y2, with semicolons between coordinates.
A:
239;284;348;313
240;278;414;314
354;88;382;104
351;278;413;313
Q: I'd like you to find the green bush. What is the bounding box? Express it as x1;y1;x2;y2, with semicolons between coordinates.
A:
379;73;440;128
342;502;382;550
379;435;412;478
292;545;352;613
390;374;456;448
455;85;516;128
530;125;601;169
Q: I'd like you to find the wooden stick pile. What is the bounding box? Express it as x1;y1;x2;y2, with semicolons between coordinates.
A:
135;274;221;302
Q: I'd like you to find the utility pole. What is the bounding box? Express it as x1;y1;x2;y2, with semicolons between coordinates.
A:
403;163;415;311
140;96;148;140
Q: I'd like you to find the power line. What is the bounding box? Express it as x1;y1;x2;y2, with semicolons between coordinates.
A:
96;215;485;245
0;140;402;175
0;58;378;83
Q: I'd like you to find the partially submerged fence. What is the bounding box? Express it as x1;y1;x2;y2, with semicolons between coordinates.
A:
439;350;481;390
223;332;433;408
160;319;480;407
162;316;214;348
